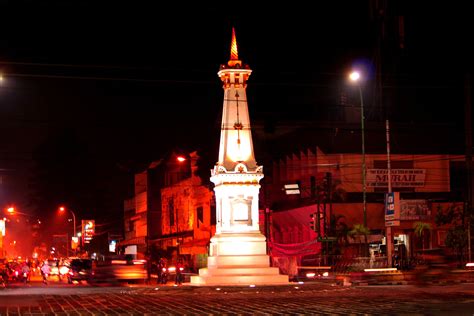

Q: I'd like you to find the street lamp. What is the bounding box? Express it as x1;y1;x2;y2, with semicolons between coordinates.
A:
59;206;77;237
349;70;367;229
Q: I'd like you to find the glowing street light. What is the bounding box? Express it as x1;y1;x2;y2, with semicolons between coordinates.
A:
7;207;15;214
177;156;186;162
349;71;360;82
349;70;367;230
58;206;77;237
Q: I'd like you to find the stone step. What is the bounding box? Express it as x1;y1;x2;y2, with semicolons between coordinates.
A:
207;255;270;267
190;274;289;286
199;266;281;277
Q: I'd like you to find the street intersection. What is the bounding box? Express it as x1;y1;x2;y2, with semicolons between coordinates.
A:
1;280;474;315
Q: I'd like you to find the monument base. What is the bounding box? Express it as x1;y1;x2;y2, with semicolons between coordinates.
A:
190;232;288;286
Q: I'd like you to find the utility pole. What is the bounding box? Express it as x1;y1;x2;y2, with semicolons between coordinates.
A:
386;120;393;267
465;73;472;262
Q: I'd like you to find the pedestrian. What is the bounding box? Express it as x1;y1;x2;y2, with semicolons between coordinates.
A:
157;258;166;284
21;262;31;284
369;249;375;268
145;255;152;284
41;261;50;284
175;258;184;285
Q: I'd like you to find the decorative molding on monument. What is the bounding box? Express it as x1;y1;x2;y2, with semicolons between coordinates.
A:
211;164;263;185
212;163;263;175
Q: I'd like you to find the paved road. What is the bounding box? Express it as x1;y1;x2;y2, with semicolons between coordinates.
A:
1;281;474;315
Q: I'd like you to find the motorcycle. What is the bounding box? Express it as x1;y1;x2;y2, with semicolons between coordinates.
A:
22;271;30;285
0;272;6;288
175;266;184;285
159;266;168;284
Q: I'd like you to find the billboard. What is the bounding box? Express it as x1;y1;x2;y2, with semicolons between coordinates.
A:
82;220;95;244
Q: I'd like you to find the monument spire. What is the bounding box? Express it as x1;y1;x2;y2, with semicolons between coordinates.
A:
191;28;288;286
216;28;256;172
230;27;239;62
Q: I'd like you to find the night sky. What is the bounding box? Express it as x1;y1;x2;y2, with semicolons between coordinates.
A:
0;2;473;236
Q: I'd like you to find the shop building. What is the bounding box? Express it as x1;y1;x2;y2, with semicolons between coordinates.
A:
119;151;215;269
266;147;465;262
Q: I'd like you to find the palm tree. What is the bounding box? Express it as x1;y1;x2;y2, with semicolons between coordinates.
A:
349;224;370;257
328;178;347;203
331;214;350;246
413;221;432;251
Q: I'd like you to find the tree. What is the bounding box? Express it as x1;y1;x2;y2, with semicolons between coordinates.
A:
349;224;370;257
435;203;468;266
331;214;350;247
413;221;432;251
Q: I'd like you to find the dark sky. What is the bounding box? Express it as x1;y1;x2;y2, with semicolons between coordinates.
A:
0;2;472;223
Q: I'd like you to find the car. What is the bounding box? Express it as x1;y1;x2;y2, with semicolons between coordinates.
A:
66;258;93;283
92;256;147;284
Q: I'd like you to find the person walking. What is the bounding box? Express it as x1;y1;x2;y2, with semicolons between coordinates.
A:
41;261;51;284
157;258;167;284
175;259;184;285
21;262;30;284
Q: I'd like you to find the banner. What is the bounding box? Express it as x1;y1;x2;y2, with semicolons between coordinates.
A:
367;169;425;188
399;200;431;220
384;192;400;222
268;239;321;257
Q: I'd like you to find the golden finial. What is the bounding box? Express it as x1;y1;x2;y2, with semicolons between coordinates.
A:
230;27;239;60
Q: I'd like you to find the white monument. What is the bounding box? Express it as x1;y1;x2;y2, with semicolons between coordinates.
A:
191;29;288;285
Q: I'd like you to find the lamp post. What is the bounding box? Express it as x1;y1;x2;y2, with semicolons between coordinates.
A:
59;206;77;239
349;71;367;229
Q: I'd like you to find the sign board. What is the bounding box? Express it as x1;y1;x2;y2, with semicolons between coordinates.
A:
399;200;431;220
284;184;300;195
385;220;401;227
71;236;79;250
82;220;95;244
109;240;117;252
385;192;400;222
0;219;4;237
367;169;426;188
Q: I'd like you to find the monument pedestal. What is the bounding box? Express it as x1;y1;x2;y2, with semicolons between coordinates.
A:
191;232;288;285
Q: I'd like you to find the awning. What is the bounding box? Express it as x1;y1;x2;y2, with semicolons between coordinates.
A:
148;230;194;243
116;236;146;247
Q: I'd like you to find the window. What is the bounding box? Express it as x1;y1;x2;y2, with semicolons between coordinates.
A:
197;206;204;227
168;198;174;226
438;230;448;247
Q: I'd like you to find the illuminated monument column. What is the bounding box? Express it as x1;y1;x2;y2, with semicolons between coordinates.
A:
191;29;288;285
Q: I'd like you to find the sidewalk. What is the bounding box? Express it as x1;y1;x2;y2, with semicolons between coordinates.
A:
335;269;474;286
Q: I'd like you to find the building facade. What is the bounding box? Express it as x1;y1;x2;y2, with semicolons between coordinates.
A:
266;147;466;264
